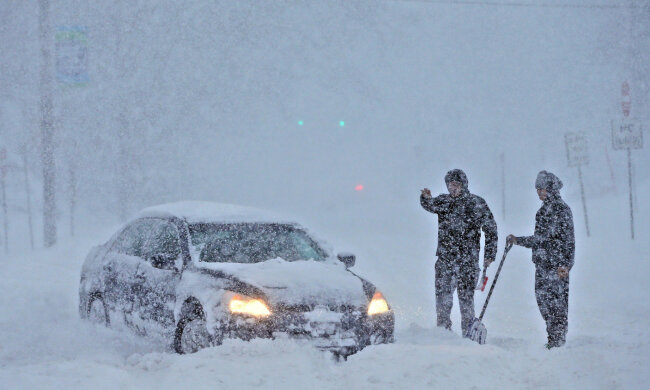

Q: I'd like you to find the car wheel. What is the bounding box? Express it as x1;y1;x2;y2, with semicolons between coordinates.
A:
87;294;110;326
174;308;213;354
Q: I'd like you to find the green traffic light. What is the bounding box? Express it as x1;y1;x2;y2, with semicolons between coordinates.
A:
339;121;345;127
298;120;304;126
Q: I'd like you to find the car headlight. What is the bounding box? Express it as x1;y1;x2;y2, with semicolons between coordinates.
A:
229;294;271;317
368;291;390;315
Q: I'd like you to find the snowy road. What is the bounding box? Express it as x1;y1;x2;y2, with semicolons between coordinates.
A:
1;195;648;389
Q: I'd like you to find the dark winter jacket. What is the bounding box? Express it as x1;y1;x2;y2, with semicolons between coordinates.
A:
517;193;575;271
420;170;498;266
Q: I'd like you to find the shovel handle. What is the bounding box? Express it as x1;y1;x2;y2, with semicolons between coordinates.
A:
477;242;513;321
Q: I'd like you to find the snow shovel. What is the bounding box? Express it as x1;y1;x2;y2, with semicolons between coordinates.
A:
465;241;513;344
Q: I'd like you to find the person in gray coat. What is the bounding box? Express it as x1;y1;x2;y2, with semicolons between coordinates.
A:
507;170;575;349
421;169;498;335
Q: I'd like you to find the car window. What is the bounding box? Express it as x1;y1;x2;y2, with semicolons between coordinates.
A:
289;231;323;261
143;219;181;260
113;219;156;257
190;223;327;263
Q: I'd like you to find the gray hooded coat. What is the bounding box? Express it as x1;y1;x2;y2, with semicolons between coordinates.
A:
420;169;498;266
517;171;575;270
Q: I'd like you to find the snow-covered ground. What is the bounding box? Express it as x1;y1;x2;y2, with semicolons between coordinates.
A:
1;189;648;390
1;0;648;388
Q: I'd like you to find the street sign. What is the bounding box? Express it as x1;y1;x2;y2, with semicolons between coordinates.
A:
565;132;589;167
55;26;88;86
611;120;643;150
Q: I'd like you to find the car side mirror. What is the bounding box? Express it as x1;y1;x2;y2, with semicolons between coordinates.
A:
337;253;355;268
150;253;177;271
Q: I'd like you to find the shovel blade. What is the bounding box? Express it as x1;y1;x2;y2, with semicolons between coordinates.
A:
465;318;487;344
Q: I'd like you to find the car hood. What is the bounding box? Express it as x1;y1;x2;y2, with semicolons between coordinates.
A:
195;258;369;307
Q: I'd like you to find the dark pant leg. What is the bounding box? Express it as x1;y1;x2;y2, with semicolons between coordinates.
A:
435;259;455;330
535;268;569;346
457;264;479;336
534;269;551;326
548;275;569;345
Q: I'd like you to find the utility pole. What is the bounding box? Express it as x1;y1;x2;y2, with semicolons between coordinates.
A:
68;160;76;236
22;147;34;249
0;148;8;253
1;167;7;254
113;0;130;222
39;0;57;247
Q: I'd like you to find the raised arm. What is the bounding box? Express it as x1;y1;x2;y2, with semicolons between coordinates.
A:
420;192;445;214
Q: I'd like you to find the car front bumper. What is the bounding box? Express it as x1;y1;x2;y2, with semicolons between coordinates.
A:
216;306;395;355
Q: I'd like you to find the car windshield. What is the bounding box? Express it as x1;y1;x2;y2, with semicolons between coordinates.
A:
189;223;327;263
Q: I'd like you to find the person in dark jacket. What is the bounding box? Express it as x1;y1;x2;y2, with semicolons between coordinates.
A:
507;170;575;349
421;169;498;335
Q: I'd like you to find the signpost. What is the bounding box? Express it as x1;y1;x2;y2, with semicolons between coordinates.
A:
565;132;590;237
612;81;643;240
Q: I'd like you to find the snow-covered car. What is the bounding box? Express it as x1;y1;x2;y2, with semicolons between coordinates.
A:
79;202;394;356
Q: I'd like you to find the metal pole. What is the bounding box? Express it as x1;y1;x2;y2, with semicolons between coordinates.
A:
500;152;505;221
577;165;590;237
23;150;34;249
628;148;634;239
1;168;8;253
69;162;76;237
39;0;57;247
604;145;617;193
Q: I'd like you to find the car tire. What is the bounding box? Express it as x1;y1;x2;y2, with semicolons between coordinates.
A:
87;294;110;326
174;305;214;354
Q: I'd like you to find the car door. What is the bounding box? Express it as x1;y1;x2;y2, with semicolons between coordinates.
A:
102;219;153;330
132;218;183;338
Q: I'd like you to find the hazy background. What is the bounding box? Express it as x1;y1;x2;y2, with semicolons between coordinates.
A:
0;0;647;256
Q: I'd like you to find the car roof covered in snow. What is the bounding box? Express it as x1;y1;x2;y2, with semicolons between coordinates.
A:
136;201;297;225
